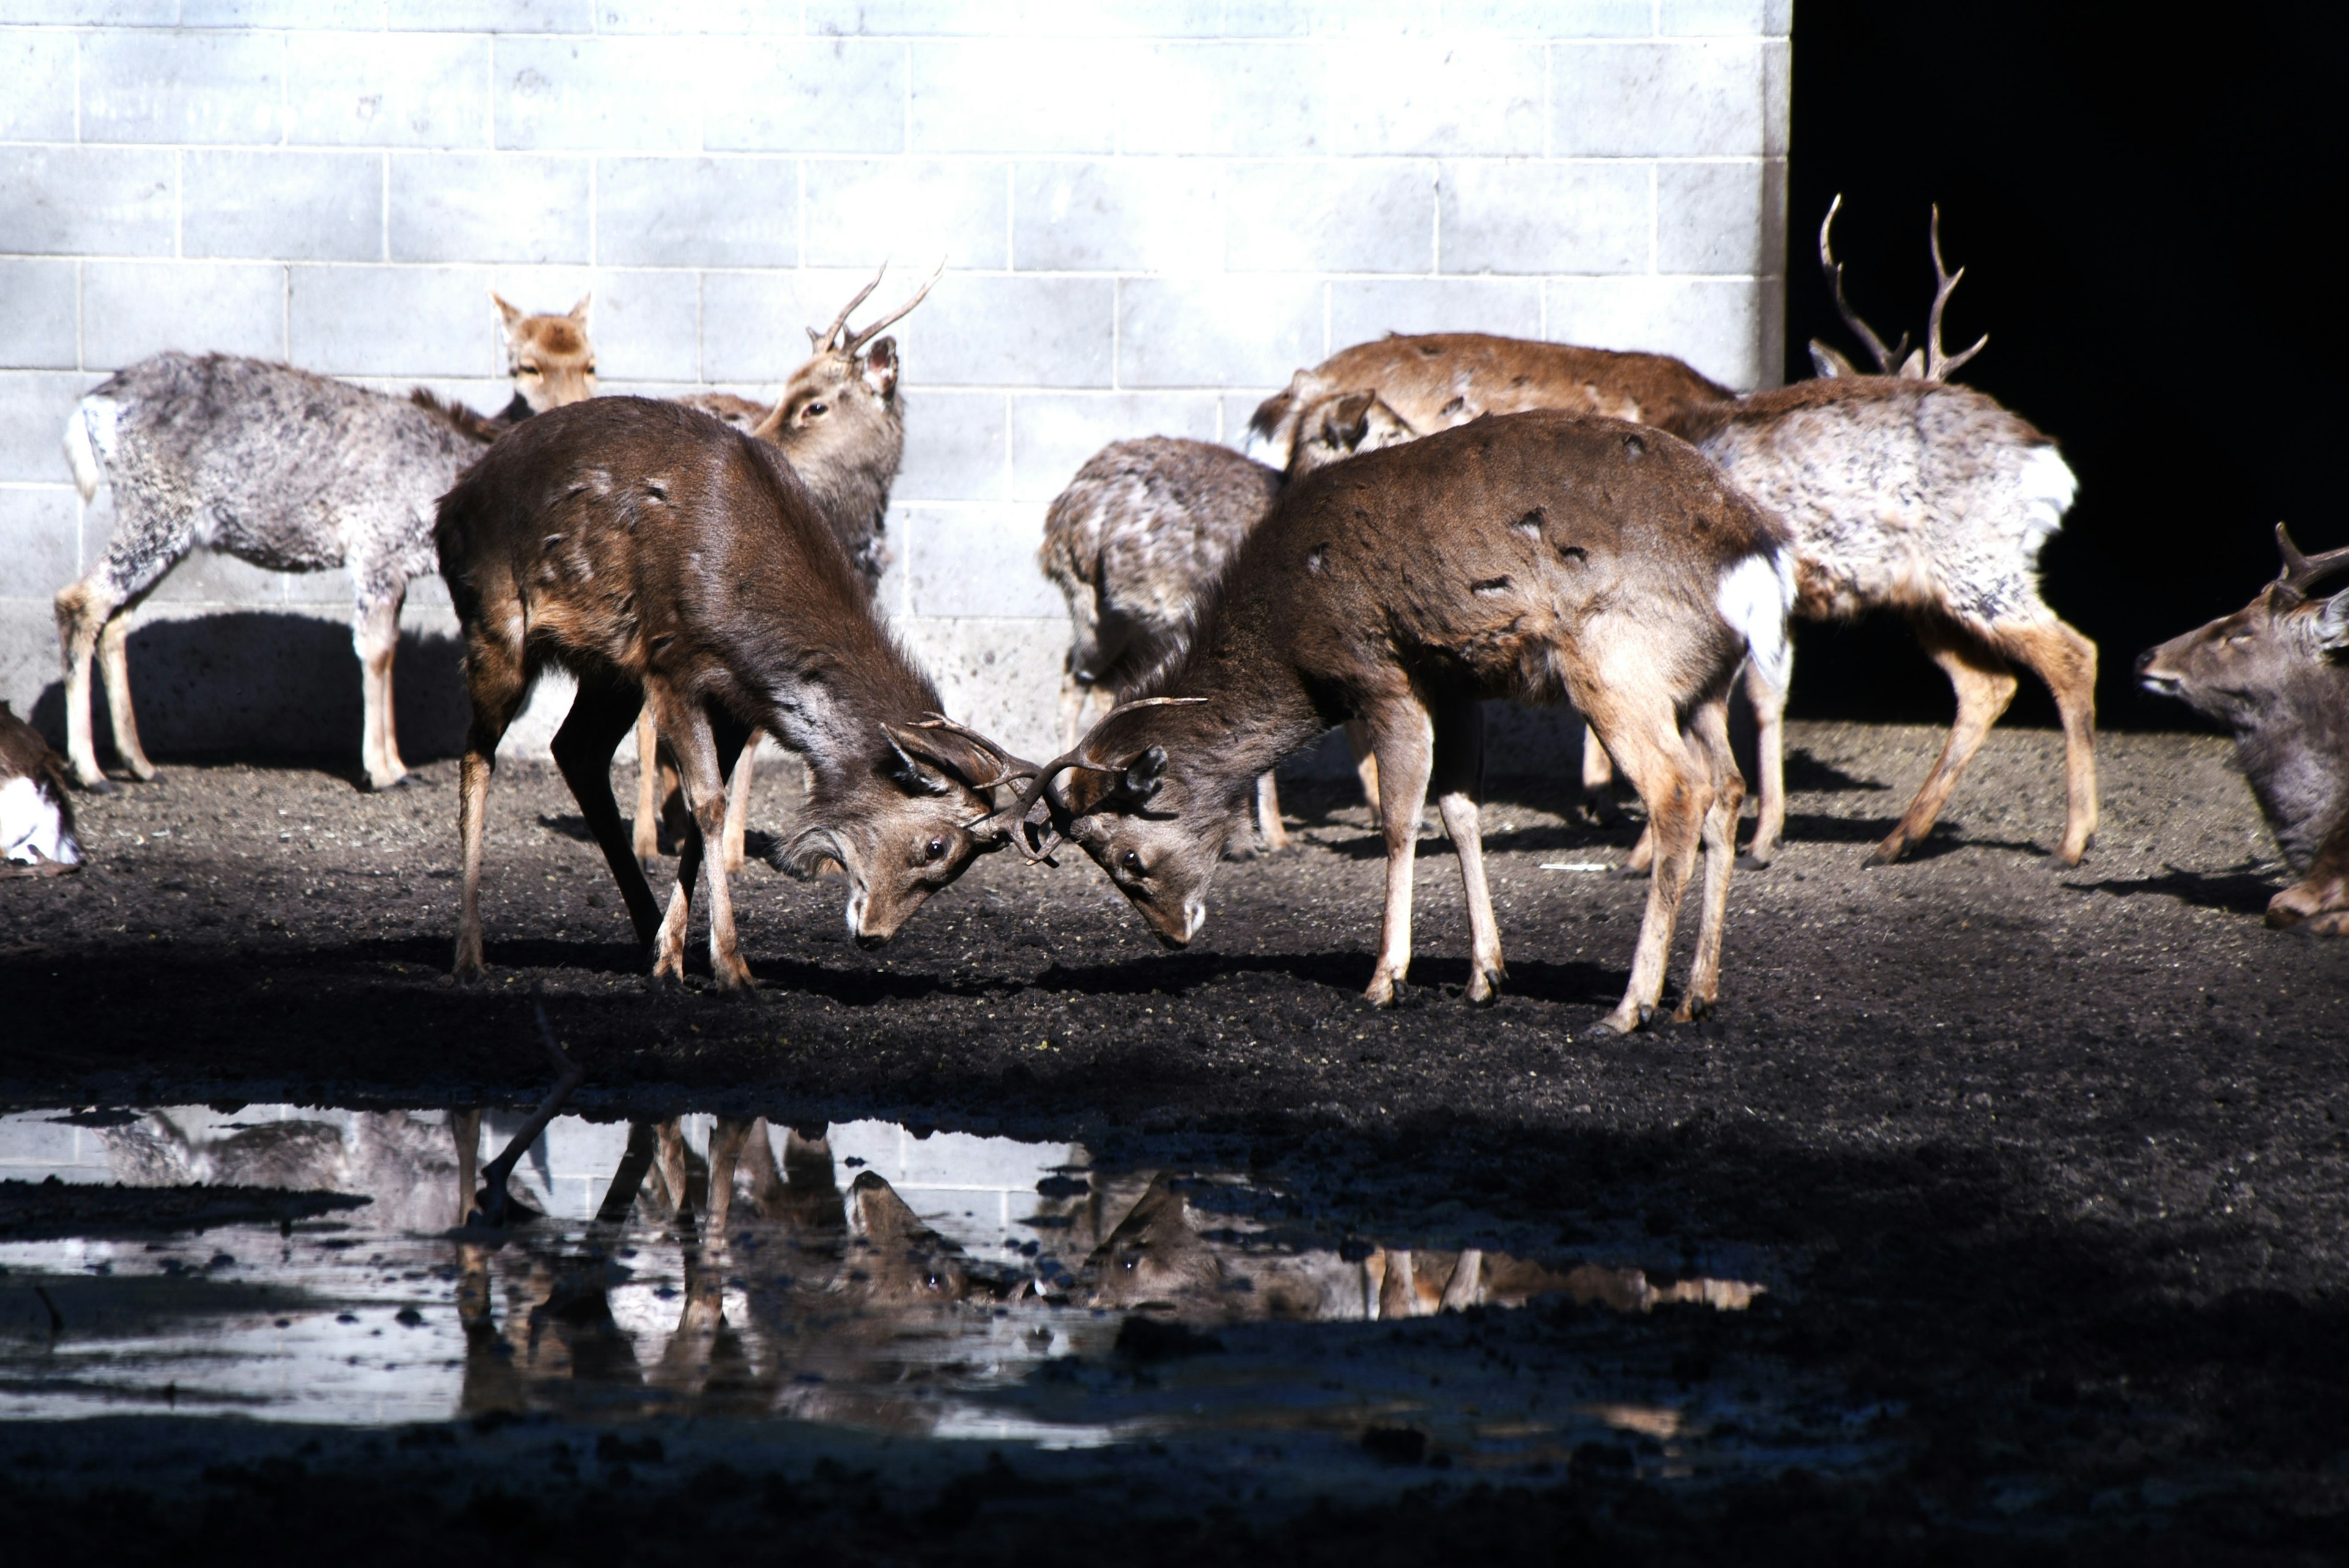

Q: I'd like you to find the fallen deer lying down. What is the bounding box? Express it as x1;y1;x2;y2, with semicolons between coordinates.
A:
1014;409;1795;1035
0;702;81;877
434;396;1036;987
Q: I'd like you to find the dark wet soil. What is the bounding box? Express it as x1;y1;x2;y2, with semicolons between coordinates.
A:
5;721;2349;1563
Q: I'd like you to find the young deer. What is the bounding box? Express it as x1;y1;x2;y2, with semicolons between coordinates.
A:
54;296;596;792
633;263;941;875
2139;525;2349;936
1037;394;1417;853
1015;411;1794;1036
434;396;1033;989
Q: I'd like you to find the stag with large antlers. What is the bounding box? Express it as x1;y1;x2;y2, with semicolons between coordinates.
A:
2139;525;2349;935
434;396;1031;988
1016;411;1794;1036
631;262;944;876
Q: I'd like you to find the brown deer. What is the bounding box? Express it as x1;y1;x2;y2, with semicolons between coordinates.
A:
1037;393;1417;854
631;262;941;876
54;295;595;792
433;395;1033;989
2139;525;2349;935
1;700;81;876
1015;411;1795;1035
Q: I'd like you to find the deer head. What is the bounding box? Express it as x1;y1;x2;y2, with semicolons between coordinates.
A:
492;292;597;413
1285;388;1422;477
751;261;941;452
1808;195;1987;384
2137;523;2349;726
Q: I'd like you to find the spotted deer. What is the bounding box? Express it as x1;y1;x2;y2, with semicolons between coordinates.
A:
633;263;941;875
2139;526;2349;935
434;395;1033;989
54;295;596;792
1015;411;1795;1036
1037;393;1417;854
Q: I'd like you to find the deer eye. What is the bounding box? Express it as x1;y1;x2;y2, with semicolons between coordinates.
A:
2226;629;2255;646
585;362;596;375
923;835;948;863
804;402;829;418
1119;849;1143;876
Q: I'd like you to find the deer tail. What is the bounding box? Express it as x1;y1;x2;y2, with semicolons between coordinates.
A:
1716;547;1797;695
61;397;113;503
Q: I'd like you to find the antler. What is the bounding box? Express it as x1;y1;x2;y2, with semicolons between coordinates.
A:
1817;194;1909;376
809;262;888;352
1922;205;1988;381
1003;696;1206;862
908;713;1039;794
2273;522;2349;604
844;258;946;355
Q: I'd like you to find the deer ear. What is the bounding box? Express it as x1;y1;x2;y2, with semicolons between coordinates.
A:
880;725;954;796
880;720;992;794
568;292;592;327
862;336;899;398
1808;340;1855;379
1121;746;1167;804
490;292;524;335
1896;347;1926;379
2316;587;2349;652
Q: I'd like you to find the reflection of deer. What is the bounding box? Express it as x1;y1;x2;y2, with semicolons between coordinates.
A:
100;1107;468;1233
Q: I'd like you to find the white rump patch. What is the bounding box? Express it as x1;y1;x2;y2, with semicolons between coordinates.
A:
1;776;80;868
1717;550;1797;694
2013;445;2078;560
62;396;119;502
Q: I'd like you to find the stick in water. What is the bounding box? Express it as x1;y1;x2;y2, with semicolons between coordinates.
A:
471;996;586;1228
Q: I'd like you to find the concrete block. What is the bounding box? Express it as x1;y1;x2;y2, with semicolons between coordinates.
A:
699;268;900;385
387;1;595;31
1661;0;1789;35
803;158;1006;271
286;32;491;149
389;152;590;264
291;264;495;378
1115;42;1325;157
1323;39;1545;156
80;31;284;146
0;374;100;485
1117;277;1323;388
1553;40;1768;157
495;36;703;153
1009;391;1220;503
913;274;1115;388
0;148;177;257
0;262;79;371
0;29;76;141
894;612;1066;764
1763;38;1789;158
592;0;800;32
589;269;701;384
1542;275;1763;390
910;39;1121;155
700;39;906;155
146;547;294;607
0;600;63;735
1327;277;1542;344
284;565;362;606
596;157;796;269
0;1;174;21
83;261;288;370
182;0;383;24
185;150;384;263
896;390;1006;502
1219;389;1276;447
1657;158;1783;275
0;488;78;603
1014;160;1222;275
1226;159;1432;273
1437;159;1649;275
1433;1;1650;35
900;503;1059;619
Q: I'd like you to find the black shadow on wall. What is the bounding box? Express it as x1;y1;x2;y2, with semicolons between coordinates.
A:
1785;1;2347;728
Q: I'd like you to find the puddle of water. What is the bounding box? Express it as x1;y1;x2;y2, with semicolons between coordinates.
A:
0;1106;1874;1479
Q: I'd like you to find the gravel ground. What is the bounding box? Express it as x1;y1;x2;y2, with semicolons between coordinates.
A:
4;719;2348;1563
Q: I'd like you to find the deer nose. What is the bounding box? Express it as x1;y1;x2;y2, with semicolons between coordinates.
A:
2132;647;2156;675
855;932;888;951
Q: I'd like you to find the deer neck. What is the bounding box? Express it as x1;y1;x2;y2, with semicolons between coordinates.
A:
774;412;904;549
1159;626;1328;790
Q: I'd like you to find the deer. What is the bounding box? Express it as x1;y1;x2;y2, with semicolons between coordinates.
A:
53;295;596;793
1;701;81;876
629;262;941;878
2138;525;2349;936
1037;393;1419;855
1012;409;1795;1036
432;394;1034;989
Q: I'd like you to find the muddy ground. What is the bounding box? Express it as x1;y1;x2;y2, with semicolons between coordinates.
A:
4;720;2349;1564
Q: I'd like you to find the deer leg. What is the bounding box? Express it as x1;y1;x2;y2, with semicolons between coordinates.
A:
1869;619;2017;866
1431;698;1504;1005
2268;811;2349;932
1254;772;1292;852
353;594;407;791
95;614;158;782
1676;696;1744;1022
453;639;530;982
631;707;662;871
1583;696;1710;1035
1365;702;1436;1008
704;1115;754;1236
1740;659;1788;868
1996;617;2101;864
654;700;754;990
1579;723;1616;825
451;1109;482;1228
721;732;759;875
550;673;664;951
1343;719;1382;828
1438;1249;1484;1312
59;497;185;788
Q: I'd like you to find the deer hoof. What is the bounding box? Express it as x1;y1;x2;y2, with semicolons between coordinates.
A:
1861;838;1909;868
2294;910;2349;937
451;950;487;984
1672;994;1715;1024
1734;851;1772;871
1606;861;1649;882
74;773;118;795
1364;973;1403;1008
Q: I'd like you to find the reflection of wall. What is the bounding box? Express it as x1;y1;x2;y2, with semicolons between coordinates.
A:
1;5;1787;768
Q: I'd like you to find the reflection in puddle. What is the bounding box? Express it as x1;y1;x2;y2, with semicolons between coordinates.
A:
0;1107;1822;1474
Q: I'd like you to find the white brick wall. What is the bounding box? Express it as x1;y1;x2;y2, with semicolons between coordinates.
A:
0;0;1788;770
